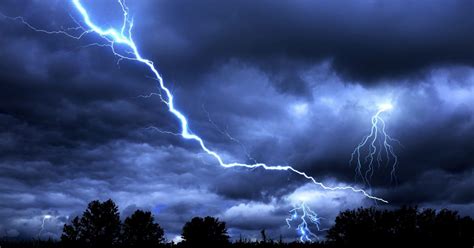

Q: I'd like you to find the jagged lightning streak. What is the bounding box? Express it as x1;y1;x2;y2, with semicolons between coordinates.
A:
286;202;324;242
350;103;400;186
38;215;52;238
3;0;387;203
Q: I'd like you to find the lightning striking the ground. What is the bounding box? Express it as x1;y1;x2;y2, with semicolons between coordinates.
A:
350;103;400;187
3;0;388;205
286;202;324;242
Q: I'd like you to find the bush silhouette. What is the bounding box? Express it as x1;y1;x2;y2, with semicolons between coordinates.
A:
181;216;229;247
122;210;164;248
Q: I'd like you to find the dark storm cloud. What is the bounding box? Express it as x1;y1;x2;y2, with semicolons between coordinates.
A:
129;0;474;86
0;0;473;241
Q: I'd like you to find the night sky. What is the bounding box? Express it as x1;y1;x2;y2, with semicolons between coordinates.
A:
0;0;473;242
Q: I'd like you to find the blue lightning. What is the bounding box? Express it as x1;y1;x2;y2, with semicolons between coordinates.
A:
286;202;324;242
2;0;388;203
201;104;258;164
38;214;52;238
350;103;400;186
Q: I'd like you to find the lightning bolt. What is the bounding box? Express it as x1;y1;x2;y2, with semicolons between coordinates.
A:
38;215;52;238
2;0;388;203
350;103;400;187
286;202;324;242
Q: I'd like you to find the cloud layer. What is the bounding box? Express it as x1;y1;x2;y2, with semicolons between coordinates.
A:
0;0;473;241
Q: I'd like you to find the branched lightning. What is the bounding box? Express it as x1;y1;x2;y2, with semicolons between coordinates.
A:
2;0;388;203
145;125;181;137
286;202;324;242
201;104;258;164
350;103;400;186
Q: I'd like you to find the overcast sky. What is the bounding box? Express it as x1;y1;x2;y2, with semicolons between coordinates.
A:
0;0;473;242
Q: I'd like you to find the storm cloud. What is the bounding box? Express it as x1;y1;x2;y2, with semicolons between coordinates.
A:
0;0;473;242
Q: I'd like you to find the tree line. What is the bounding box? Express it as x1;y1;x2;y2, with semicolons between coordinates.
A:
0;199;473;248
326;205;473;247
60;199;229;248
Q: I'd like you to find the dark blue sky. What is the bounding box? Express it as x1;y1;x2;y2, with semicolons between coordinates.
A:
0;0;473;242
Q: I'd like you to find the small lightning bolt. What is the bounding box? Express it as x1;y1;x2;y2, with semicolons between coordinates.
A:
201;104;258;164
2;0;388;203
286;202;324;242
38;214;52;238
350;103;400;187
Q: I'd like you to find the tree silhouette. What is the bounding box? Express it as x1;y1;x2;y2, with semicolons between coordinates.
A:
80;199;121;248
326;206;474;247
61;216;81;248
182;216;229;247
121;210;164;248
61;199;121;248
55;202;474;248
